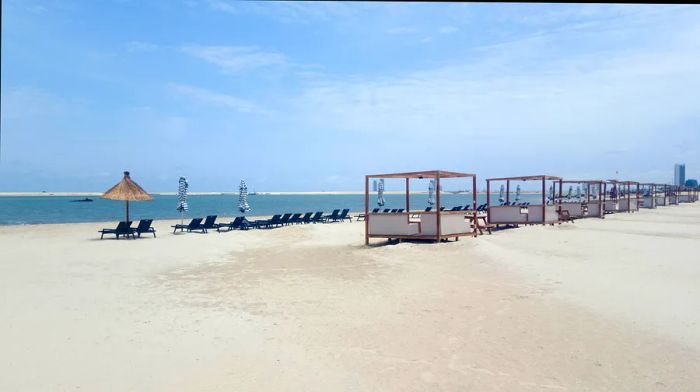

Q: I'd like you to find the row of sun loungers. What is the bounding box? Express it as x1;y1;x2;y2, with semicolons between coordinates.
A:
99;210;354;238
98;219;156;239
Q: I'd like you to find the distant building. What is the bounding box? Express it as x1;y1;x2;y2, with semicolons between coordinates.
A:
674;163;686;186
685;179;698;188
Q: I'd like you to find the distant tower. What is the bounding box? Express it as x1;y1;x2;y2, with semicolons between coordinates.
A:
674;163;686;186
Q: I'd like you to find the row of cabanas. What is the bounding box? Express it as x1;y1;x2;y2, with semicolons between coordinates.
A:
364;170;698;244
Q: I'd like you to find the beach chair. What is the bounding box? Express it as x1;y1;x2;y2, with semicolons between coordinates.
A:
450;206;462;211
301;212;314;224
289;213;303;224
256;214;282;229
216;216;244;232
310;211;325;223
327;208;350;223
356;208;379;221
171;218;204;233
397;208;404;213
280;213;293;226
323;209;341;222
390;209;398;213
339;209;352;222
200;215;218;232
439;207;446;211
383;209;391;213
99;221;134;239
133;219;156;238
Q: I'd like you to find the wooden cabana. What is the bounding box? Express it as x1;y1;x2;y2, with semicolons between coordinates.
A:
608;180;640;212
669;185;680;205
364;170;478;244
638;183;657;209
486;175;562;225
603;180;620;214
655;184;670;206
679;186;698;203
557;179;606;218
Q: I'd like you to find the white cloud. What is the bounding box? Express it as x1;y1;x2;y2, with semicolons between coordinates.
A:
181;45;287;72
439;26;458;34
169;83;257;112
207;0;236;14
125;41;158;53
284;13;700;180
387;26;416;34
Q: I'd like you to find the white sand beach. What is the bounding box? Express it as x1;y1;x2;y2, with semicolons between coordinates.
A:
1;204;699;391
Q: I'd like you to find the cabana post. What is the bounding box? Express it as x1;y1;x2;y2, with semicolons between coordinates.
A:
364;170;478;244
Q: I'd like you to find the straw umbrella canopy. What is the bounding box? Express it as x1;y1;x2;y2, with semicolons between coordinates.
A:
102;171;152;222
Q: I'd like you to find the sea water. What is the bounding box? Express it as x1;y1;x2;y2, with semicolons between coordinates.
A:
0;193;547;225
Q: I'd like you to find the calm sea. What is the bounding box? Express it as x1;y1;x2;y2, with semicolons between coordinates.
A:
0;193;546;225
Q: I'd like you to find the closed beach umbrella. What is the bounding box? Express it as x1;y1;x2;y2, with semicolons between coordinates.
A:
102;171;152;222
176;177;188;224
377;179;386;207
566;186;573;199
427;179;435;206
515;184;521;202
576;186;582;200
548;184;555;202
239;179;251;213
498;184;505;203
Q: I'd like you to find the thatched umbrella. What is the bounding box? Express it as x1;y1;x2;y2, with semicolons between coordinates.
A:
102;171;152;222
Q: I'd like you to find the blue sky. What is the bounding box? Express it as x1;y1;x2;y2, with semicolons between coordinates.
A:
1;1;699;192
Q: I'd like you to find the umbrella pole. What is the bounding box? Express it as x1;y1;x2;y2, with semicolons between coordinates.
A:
126;200;130;223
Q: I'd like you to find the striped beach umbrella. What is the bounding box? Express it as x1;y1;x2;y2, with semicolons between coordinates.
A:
427;179;435;206
515;184;521;202
498;184;505;204
239;179;251;214
548;184;555;203
377;179;386;207
176;177;188;224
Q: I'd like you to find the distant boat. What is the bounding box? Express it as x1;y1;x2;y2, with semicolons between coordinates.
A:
71;198;93;202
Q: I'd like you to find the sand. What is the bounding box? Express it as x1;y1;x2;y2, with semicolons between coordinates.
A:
1;204;699;391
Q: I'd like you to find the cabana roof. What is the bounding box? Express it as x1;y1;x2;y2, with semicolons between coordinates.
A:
486;175;561;181
607;179;640;185
366;170;475;179
560;179;606;184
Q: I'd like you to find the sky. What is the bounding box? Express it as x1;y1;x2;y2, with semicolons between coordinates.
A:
1;1;699;192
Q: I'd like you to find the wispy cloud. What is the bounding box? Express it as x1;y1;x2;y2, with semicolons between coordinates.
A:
439;26;458;34
181;45;287;72
207;0;236;14
168;83;258;112
387;26;416;34
125;41;158;53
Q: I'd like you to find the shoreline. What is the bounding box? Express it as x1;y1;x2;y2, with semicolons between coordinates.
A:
0;190;545;197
